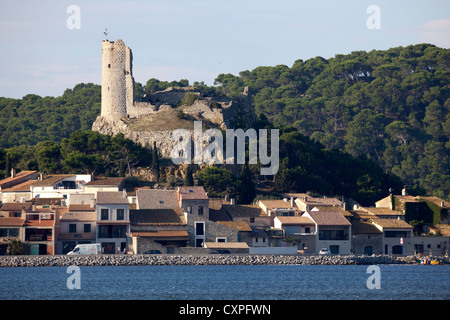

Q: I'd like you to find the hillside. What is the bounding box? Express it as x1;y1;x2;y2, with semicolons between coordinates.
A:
0;44;448;201
212;44;450;201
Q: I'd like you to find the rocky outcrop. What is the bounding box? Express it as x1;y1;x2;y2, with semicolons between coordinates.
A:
92;86;258;159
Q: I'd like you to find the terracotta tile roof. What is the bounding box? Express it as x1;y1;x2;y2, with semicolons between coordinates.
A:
312;205;353;216
0;217;24;226
61;211;96;221
130;209;185;225
0;202;32;212
351;221;382;234
217;221;253;231
291;193;342;206
259;200;294;209
0;171;37;187
363;207;404;216
307;211;351;226
85;177;125;186
417;196;450;208
68;204;95;212
136;189;179;209
30;175;75;187
25;219;54;227
223;204;266;217
96;191;129;204
130;231;189;238
1;179;36;192
276;216;315;225
177;186;209;200
370;218;413;229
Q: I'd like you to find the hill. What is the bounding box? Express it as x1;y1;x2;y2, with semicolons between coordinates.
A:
0;43;448;201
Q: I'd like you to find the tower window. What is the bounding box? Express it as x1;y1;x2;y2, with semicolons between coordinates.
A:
108;64;111;68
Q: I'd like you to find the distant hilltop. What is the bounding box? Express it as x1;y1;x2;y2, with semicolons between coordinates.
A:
92;39;257;158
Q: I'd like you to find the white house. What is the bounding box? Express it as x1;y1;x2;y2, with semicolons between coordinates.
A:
30;174;92;201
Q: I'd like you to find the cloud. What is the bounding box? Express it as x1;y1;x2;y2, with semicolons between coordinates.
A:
418;19;450;48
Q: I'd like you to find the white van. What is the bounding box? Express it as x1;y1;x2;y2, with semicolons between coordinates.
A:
67;243;101;255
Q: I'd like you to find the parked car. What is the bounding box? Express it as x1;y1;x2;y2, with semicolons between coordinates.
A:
319;248;331;255
142;249;161;254
210;249;231;254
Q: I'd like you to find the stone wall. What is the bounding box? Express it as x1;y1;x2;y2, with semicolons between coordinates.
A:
101;40;133;120
2;254;445;267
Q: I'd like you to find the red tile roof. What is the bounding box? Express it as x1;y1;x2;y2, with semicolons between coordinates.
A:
307;211;351;226
0;217;24;226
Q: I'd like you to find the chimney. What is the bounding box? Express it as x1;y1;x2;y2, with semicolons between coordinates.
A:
402;187;407;196
441;201;445;208
230;198;236;205
10;168;15;178
290;197;294;208
343;202;347;211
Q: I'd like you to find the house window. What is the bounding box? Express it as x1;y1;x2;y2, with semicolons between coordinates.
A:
117;208;125;220
305;227;311;233
84;224;91;233
69;224;76;233
195;222;204;236
198;206;203;216
216;237;226;242
101;209;109;220
250;218;255;223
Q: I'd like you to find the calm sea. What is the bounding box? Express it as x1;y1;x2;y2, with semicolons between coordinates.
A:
0;264;448;300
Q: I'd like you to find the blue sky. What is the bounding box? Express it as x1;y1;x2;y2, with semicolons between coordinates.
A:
0;0;449;98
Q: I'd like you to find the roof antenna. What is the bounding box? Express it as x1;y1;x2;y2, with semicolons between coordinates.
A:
104;28;108;40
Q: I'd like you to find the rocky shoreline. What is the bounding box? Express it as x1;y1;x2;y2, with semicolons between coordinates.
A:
0;254;448;267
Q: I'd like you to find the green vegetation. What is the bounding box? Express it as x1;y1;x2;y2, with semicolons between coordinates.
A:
0;83;100;148
0;43;448;203
0;130;152;178
212;44;450;201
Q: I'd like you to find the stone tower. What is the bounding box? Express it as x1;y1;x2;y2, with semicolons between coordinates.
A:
101;39;135;120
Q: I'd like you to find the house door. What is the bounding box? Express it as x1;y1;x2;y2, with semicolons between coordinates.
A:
392;245;403;254
364;246;373;255
329;245;339;254
102;242;115;254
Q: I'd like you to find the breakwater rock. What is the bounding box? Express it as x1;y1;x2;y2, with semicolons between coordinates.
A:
2;254;446;268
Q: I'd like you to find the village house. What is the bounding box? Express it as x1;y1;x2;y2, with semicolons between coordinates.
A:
0;215;24;255
273;216;316;253
95;191;130;254
23;205;62;255
302;210;352;254
370;218;414;255
290;193;343;212
83;177;125;198
0;169;38;203
30;174;92;202
257;199;299;226
350;220;384;255
129;208;188;254
58;203;96;254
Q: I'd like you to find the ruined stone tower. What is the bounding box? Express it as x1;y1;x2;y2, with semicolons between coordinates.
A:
101;39;134;120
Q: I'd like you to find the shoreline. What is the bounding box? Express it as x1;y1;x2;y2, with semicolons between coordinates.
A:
0;254;448;267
